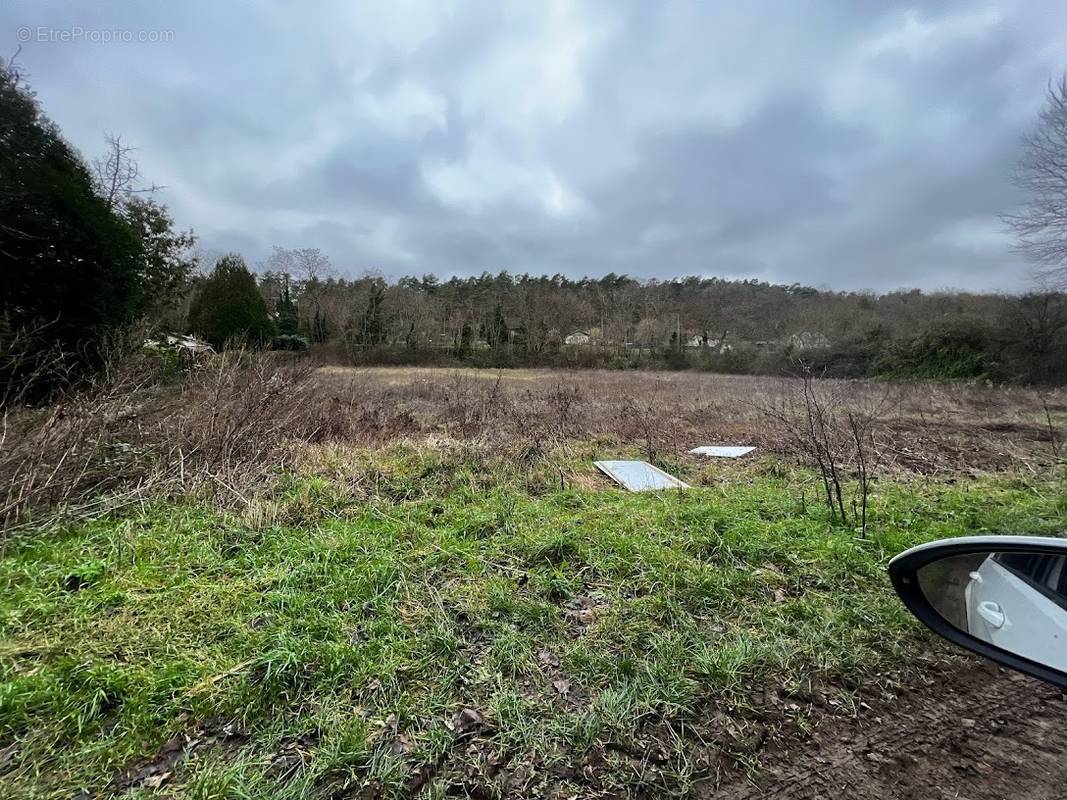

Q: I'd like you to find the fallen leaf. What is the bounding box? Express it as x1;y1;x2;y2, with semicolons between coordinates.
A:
538;650;560;668
552;679;572;696
451;707;484;733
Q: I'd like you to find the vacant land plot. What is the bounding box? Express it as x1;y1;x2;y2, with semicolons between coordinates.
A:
316;366;1065;473
1;365;1065;798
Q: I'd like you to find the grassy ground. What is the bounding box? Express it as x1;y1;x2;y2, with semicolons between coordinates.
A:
2;442;1065;798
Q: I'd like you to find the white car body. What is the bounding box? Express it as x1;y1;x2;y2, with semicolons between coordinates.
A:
966;555;1067;672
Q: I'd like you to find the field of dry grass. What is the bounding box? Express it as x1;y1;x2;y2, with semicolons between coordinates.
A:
3;359;1061;533
314;366;1066;475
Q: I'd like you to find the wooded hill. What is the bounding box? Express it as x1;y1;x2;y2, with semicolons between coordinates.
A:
243;265;1066;383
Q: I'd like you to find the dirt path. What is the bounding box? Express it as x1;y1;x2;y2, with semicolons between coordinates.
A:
717;662;1067;799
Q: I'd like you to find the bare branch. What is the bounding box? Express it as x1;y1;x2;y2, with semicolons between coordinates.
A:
1006;74;1067;288
92;133;156;210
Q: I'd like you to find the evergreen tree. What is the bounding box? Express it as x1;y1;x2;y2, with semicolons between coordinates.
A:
1;62;142;397
188;255;275;348
124;196;198;324
458;321;473;357
275;276;299;336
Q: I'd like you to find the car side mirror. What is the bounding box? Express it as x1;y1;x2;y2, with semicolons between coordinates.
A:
889;535;1067;689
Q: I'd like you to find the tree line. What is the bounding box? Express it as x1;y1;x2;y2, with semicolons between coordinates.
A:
3;59;1067;402
182;258;1064;383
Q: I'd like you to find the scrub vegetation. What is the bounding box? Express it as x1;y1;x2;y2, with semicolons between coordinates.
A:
1;360;1065;798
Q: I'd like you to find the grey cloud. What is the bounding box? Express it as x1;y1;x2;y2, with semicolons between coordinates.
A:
3;0;1065;290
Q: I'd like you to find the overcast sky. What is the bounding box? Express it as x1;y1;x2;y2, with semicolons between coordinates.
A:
4;1;1065;292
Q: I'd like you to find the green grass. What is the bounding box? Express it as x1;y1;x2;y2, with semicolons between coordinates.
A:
1;445;1065;798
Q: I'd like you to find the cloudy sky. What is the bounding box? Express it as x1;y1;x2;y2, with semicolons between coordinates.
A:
4;1;1065;291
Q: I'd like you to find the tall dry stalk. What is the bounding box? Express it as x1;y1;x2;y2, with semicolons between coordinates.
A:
757;366;899;533
1;349;357;533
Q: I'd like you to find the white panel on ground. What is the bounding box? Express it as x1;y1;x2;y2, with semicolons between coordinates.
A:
689;446;756;458
593;461;688;491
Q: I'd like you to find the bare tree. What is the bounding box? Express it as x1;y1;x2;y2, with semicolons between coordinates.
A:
3;45;23;79
260;247;338;339
262;246;333;284
93;134;139;210
191;245;225;276
1006;75;1067;287
292;248;334;283
92;133;161;210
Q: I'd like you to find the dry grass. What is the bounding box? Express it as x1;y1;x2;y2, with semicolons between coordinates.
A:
2;353;352;530
3;359;1062;532
314;366;1067;474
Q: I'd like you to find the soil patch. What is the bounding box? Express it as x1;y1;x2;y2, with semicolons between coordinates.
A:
713;661;1067;799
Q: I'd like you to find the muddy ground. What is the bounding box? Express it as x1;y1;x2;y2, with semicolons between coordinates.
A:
714;660;1067;799
93;656;1067;799
365;655;1067;798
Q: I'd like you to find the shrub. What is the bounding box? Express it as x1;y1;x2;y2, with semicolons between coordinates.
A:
880;318;995;381
141;339;184;381
795;329;891;379
663;345;690;370
0;350;350;530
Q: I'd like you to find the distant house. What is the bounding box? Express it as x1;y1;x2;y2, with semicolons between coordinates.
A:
564;331;592;346
788;331;831;351
686;334;732;353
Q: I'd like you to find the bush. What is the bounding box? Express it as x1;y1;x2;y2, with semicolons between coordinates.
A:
0;350;355;529
995;293;1067;385
879;318;995;381
141;339;184;382
794;330;890;379
663;346;690;370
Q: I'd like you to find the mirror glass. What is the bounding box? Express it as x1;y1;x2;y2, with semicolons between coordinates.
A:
918;550;1067;672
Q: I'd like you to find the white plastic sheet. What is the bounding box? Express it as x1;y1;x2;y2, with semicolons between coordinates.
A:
688;446;756;458
593;461;688;491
